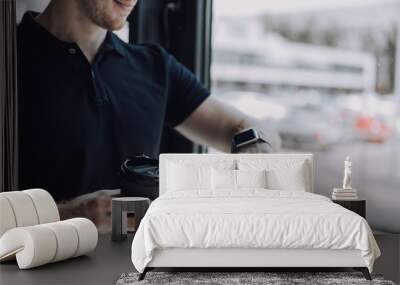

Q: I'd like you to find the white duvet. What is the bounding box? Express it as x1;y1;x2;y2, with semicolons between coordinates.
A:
131;190;380;273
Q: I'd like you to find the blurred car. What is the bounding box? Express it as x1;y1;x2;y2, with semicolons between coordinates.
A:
276;104;342;151
334;93;395;143
216;90;396;150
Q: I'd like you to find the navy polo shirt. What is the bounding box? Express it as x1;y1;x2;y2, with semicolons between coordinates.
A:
17;12;210;201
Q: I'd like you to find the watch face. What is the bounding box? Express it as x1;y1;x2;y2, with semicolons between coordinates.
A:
234;129;257;146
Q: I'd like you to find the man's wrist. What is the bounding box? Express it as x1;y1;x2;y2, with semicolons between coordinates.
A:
256;130;273;149
232;140;273;153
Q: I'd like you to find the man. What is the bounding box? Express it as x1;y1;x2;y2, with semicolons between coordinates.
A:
18;0;280;220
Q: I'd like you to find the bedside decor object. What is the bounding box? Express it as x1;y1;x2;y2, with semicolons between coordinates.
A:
332;199;366;218
111;197;150;242
0;189;98;269
332;156;358;200
343;155;353;190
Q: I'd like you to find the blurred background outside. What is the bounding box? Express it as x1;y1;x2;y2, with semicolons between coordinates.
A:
212;0;400;232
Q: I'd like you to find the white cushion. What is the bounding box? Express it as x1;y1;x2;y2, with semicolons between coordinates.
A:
23;189;60;224
0;218;97;269
211;169;268;191
165;159;235;192
267;168;306;191
211;169;236;190
1;191;39;227
65;218;98;257
0;190;60;237
42;221;79;262
236;169;268;189
0;196;17;237
166;163;211;191
0;226;57;269
0;189;98;269
238;159;309;191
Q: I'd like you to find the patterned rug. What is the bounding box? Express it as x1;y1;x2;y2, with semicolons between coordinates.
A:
117;272;396;285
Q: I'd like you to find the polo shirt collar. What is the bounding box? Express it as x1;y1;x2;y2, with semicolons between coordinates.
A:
101;31;126;57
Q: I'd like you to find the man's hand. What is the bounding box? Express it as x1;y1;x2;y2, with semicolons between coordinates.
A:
57;190;119;234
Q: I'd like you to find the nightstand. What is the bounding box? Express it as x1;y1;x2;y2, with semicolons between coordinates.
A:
111;197;150;242
332;199;366;218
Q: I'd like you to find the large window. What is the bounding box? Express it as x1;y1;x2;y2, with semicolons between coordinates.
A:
212;0;400;232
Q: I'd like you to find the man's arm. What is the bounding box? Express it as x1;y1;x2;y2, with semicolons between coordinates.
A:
175;96;281;153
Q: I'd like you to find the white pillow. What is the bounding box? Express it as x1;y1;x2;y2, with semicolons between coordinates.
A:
166;162;211;191
211;169;236;190
238;159;309;191
267;168;306;191
211;169;268;190
165;159;236;192
236;169;268;189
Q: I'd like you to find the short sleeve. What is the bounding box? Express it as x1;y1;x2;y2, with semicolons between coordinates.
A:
163;49;210;127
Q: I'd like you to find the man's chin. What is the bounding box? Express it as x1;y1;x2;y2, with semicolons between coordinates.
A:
100;19;127;31
109;24;125;31
112;21;127;31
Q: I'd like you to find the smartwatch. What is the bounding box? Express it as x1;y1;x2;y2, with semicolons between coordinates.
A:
231;128;272;153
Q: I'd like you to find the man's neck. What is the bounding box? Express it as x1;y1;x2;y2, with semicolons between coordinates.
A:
36;0;107;63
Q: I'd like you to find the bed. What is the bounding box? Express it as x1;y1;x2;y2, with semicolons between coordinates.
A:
131;153;380;280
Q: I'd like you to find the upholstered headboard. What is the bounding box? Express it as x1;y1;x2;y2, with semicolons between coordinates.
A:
159;153;314;195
